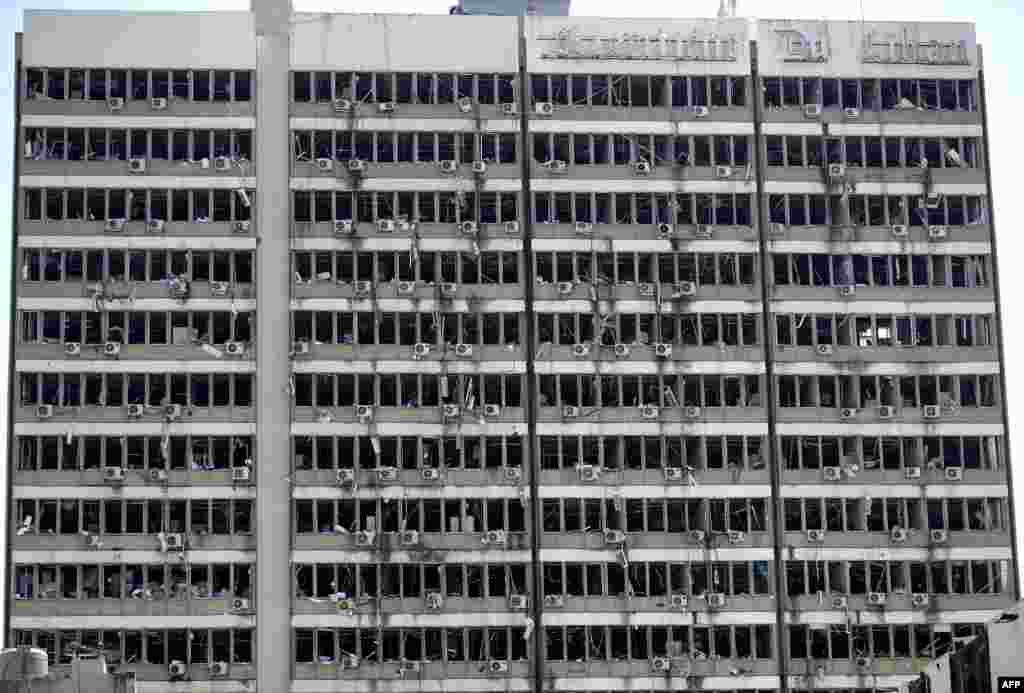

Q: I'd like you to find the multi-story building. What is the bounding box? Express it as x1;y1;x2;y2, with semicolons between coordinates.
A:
7;5;1019;693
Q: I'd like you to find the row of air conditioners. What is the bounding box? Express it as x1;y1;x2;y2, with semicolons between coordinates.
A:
829;593;929;609
561;404;702;421
331;99;520;116
822;463;962;481
347;528;508;547
572;221;718;238
768;223;946;239
555;281;694;299
333;219;518;235
107;97;181;112
96;465;250;483
803;104;863;119
104;218;252;233
835;404;948;421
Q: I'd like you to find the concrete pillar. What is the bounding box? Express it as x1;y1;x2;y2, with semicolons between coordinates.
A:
251;0;292;691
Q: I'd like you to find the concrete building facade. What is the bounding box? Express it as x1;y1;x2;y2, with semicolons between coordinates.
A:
7;7;1018;693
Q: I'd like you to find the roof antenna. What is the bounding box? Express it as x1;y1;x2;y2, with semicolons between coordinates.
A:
718;0;737;17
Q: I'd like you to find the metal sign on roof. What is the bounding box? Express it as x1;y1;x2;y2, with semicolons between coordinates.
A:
537;26;741;62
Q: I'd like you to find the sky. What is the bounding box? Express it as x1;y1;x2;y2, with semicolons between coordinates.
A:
0;0;1022;614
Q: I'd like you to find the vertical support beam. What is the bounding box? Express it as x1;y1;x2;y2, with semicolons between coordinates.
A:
252;0;293;690
516;15;545;693
4;33;24;648
749;40;789;693
977;45;1021;601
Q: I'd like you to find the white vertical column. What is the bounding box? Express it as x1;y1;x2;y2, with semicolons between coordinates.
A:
251;0;293;691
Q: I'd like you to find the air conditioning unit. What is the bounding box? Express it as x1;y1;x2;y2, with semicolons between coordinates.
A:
693;105;709;118
377;102;397;114
227;220;250;234
502;103;518;115
509;594;528;609
548;160;568;173
632;161;652;175
347;159;366;173
928;225;948;241
924;192;941;209
103;466;125;482
164;404;182;421
420;591;443;610
664;467;685;482
455;343;473;358
905;466;922;479
168;661;187;678
807;529;826;543
64;342;81;356
105;219;125;233
35;404;54;419
923;405;941;419
844;107;861;119
442;404;461;419
715;165;733;178
769;222;786;235
804;104;822;118
603;529;626;545
232;466;251;482
879;405;895;419
578;464;600;482
891;224;908;237
674;281;697;297
694;224;712;238
640;405;659;419
534;101;554;116
831;595;848;609
146;219;165;233
486;660;509;675
574;222;593;234
440;283;458;297
556;281;574;295
867;592;887;606
707;593;726;608
376;219;396;234
684;406;702;419
438;159;458;174
164;533;184;550
692;530;707;543
856;656;872;669
340;654;360;670
336;469;355;486
107;97;124;111
292;340;311;356
930;529;949;543
840;407;857;421
572;343;591;358
638;283;656;297
650;657;671;673
828;164;846;180
471;161;487;175
670;594;688;609
224;341;246;357
377;467;398;482
332;98;353;112
355;530;375;545
504;220;520;234
421;467;441;481
210;282;229;297
128;158;146;173
544;594;564;608
613;343;630;358
823;466;842;481
483;529;507;546
400;530;420;546
654;343;672;358
839;285;856;298
503;466;522;481
353;281;372;296
455;96;474;113
355;405;373;422
213;156;232;172
315;157;334;172
127;403;145;418
413;342;432;358
727;530;745;544
816;344;834;356
460;220;478;236
891;527;908;543
150;97;168;110
209;662;228;677
945;467;964;481
395;280;416;296
230;597;251;611
149;469;167;482
911;593;930;608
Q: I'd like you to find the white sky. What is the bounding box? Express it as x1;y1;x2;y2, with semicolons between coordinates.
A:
0;0;1021;629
